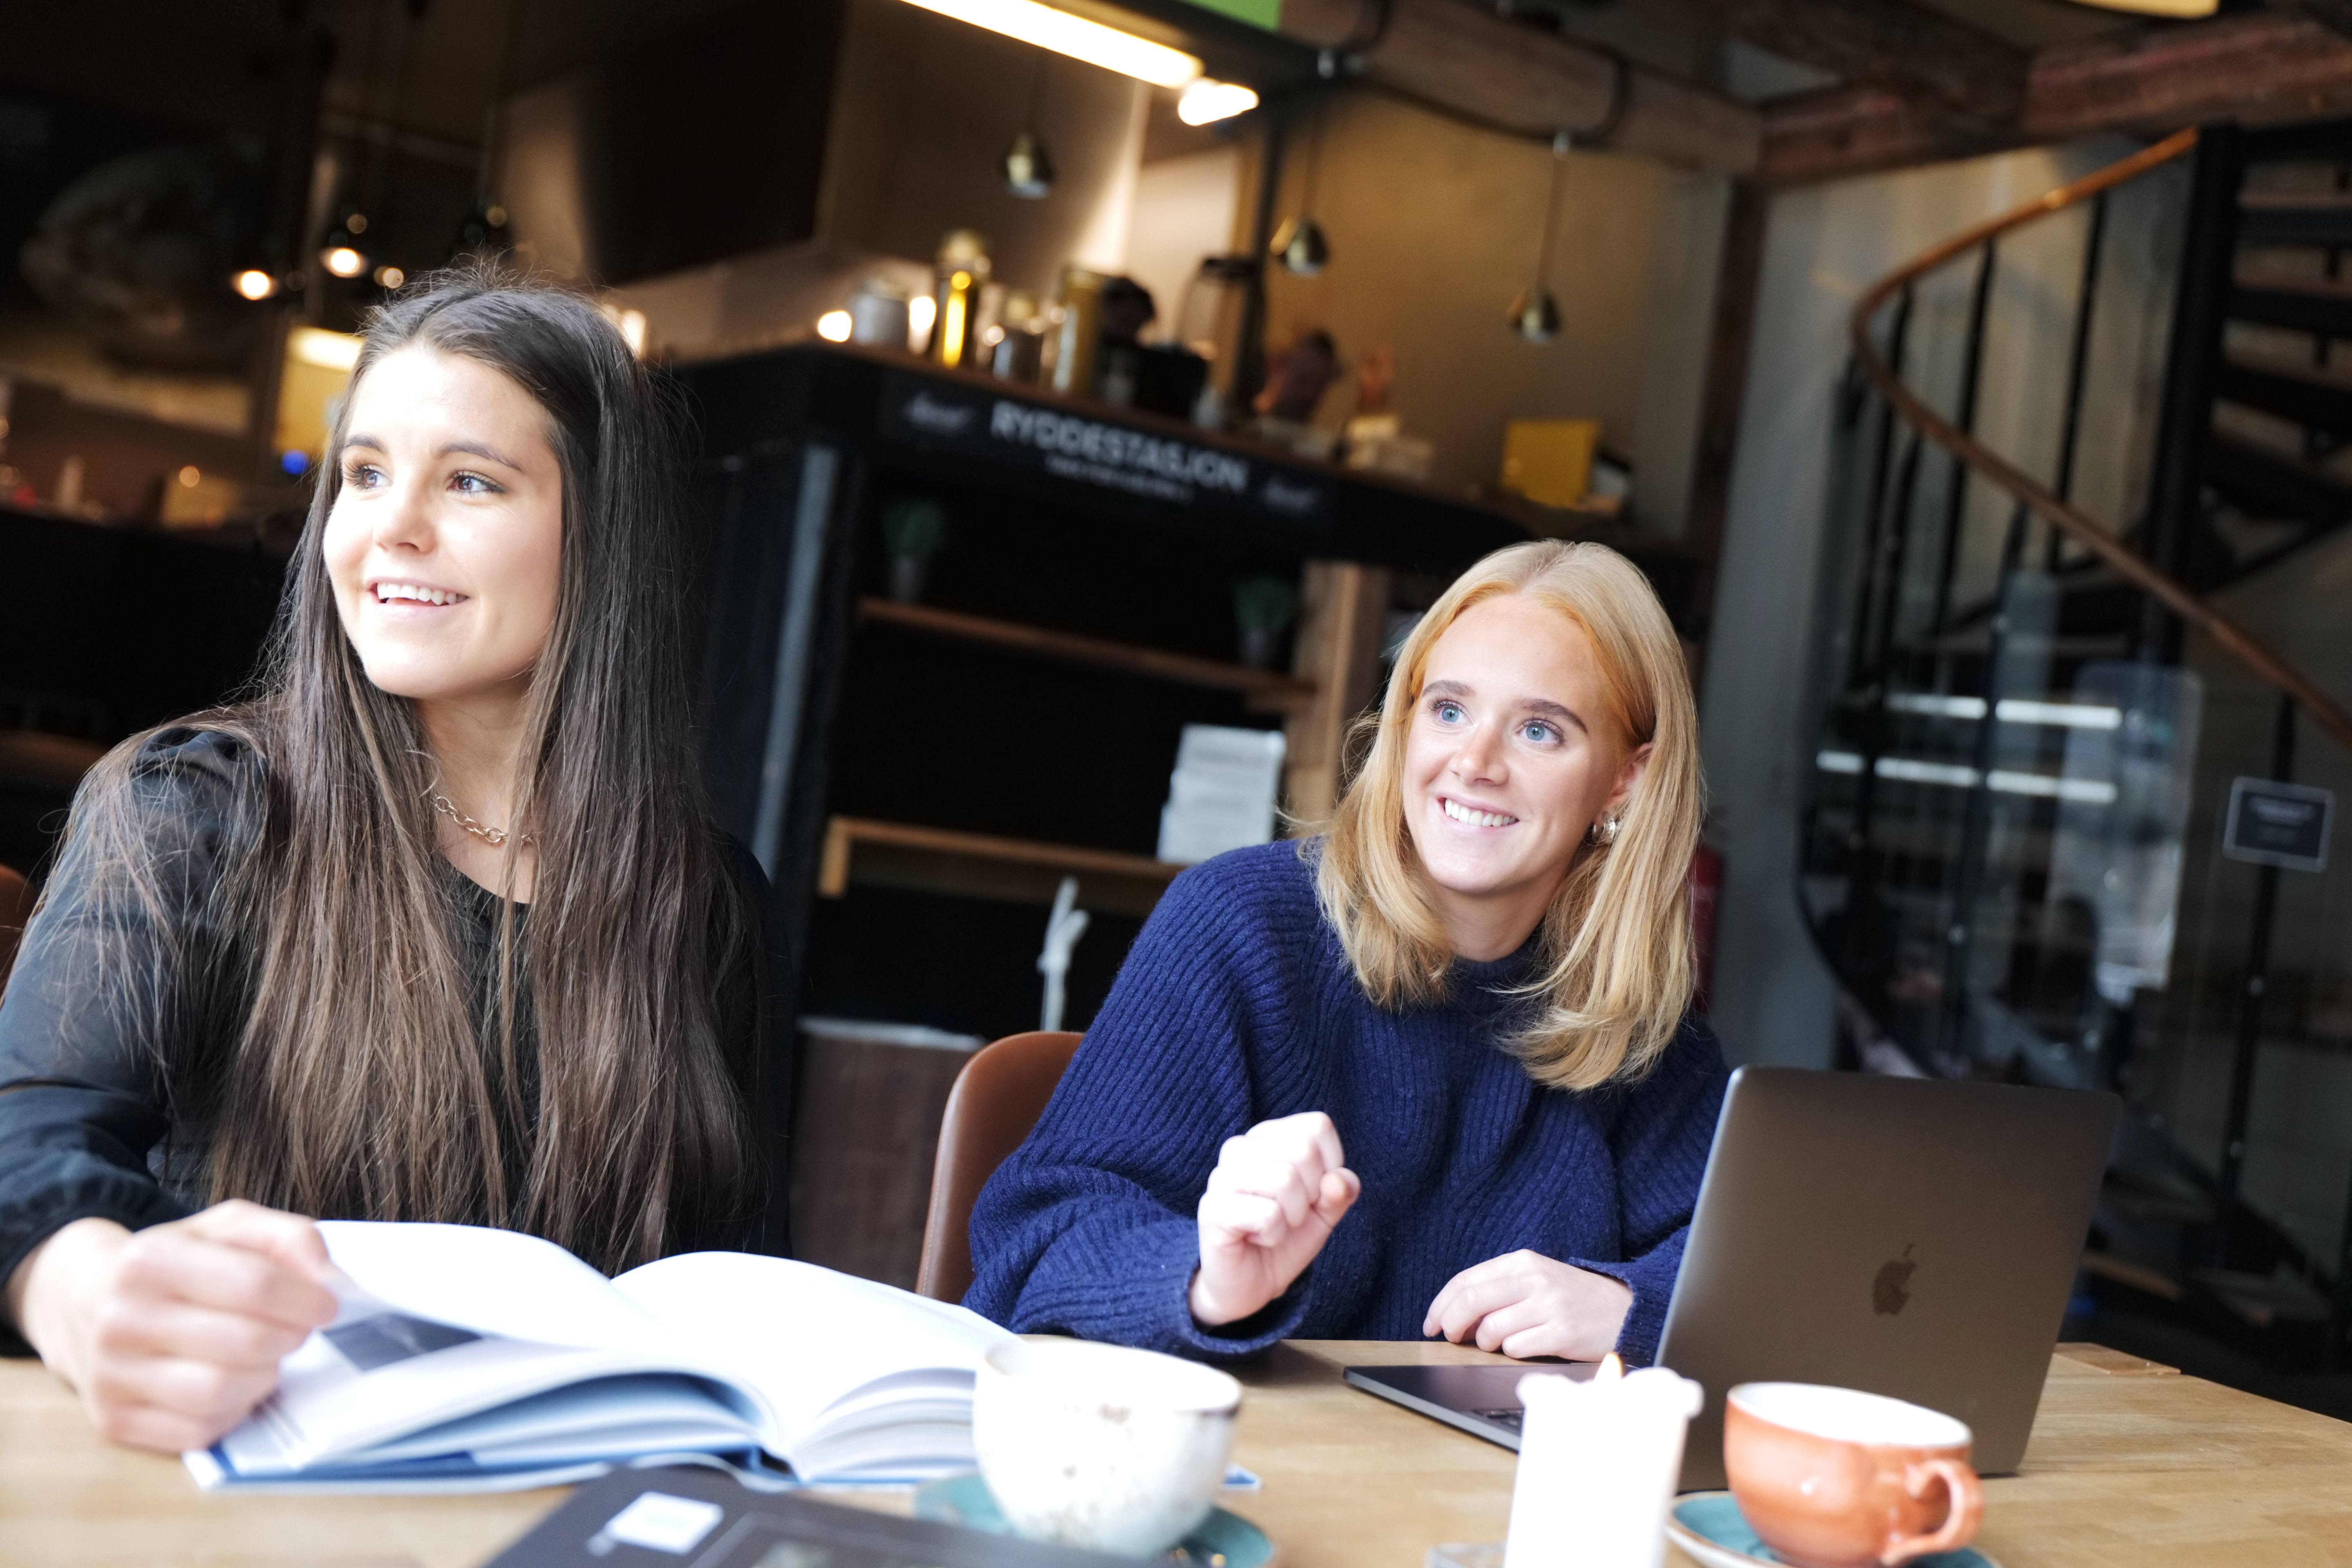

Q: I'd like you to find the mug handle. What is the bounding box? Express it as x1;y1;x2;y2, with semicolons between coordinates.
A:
1879;1457;1984;1567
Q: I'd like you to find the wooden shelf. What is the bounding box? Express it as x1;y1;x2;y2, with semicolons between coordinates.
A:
857;597;1318;713
818;815;1186;916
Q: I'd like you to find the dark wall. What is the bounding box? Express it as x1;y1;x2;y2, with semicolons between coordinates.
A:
0;508;286;871
576;0;846;284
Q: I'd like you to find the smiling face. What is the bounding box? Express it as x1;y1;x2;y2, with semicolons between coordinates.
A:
321;345;565;710
1402;592;1651;955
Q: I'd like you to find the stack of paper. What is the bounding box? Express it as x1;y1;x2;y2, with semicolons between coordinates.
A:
1158;725;1287;865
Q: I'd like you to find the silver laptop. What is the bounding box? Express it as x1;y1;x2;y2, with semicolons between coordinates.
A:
1346;1065;2118;1489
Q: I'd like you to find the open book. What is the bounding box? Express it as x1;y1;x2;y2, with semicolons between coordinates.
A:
185;1221;1014;1493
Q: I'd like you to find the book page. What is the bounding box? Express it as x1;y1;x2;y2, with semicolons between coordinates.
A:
220;1331;642;1473
319;1221;662;1351
612;1253;1013;1443
355;1375;761;1466
201;1222;742;1476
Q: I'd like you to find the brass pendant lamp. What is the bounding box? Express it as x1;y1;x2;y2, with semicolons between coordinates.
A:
1510;133;1572;344
1270;88;1331;276
1001;53;1058;199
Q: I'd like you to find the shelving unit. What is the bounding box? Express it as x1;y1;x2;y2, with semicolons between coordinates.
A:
818;815;1185;916
680;343;1534;1286
857;597;1318;712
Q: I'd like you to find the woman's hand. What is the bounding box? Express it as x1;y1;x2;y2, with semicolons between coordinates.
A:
6;1201;338;1453
1423;1249;1632;1360
1189;1111;1361;1328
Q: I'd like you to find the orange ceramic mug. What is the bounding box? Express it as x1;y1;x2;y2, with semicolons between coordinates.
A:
1723;1383;1984;1568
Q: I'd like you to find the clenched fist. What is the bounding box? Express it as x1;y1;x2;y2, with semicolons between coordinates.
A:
1189;1111;1361;1328
5;1201;338;1453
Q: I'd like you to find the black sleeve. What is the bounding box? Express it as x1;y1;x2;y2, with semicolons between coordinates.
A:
717;836;793;1258
0;728;262;1352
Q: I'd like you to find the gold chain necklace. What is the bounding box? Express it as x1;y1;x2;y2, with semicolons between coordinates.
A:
430;793;528;848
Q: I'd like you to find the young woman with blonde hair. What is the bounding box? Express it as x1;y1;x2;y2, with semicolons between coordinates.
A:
967;539;1726;1363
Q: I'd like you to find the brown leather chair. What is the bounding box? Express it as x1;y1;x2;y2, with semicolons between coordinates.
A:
0;864;33;983
915;1029;1082;1303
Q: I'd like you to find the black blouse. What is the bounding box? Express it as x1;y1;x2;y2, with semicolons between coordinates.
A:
0;728;788;1352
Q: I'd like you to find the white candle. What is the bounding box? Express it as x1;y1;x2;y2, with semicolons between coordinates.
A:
1501;1355;1704;1568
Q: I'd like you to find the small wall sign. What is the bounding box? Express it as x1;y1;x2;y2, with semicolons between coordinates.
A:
880;372;1335;530
2222;777;2334;872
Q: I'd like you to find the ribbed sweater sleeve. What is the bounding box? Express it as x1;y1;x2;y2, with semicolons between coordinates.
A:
964;839;1730;1368
0;730;253;1352
964;852;1314;1359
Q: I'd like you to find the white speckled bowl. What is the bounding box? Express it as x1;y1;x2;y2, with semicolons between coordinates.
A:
973;1337;1243;1556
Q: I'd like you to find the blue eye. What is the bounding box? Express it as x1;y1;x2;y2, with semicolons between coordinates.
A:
1434;700;1465;724
342;461;381;488
1523;721;1557;744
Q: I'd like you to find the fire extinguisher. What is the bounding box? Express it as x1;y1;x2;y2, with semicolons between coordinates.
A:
1689;843;1724;1016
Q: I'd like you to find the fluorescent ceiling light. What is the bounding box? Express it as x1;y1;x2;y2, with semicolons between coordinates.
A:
290;326;361;371
1179;79;1258;125
896;0;1200;87
1995;698;2121;731
1815;750;2118;806
1883;693;2123;730
2059;0;2213;16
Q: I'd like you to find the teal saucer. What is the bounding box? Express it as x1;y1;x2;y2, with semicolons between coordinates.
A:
913;1472;1274;1566
1667;1493;2000;1568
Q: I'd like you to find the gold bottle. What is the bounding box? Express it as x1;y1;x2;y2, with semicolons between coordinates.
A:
929;229;992;370
1051;265;1103;397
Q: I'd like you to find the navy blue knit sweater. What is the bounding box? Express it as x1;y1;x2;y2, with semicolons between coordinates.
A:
964;839;1729;1365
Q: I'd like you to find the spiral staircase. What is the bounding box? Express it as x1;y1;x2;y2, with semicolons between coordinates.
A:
1799;120;2352;1405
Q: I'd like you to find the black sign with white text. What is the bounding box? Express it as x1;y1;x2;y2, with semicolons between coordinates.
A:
2223;777;2333;872
882;372;1334;532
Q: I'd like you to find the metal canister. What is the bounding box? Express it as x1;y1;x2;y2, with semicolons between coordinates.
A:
847;276;913;349
991;290;1047;382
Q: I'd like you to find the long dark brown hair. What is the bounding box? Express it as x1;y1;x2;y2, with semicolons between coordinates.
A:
40;269;756;1271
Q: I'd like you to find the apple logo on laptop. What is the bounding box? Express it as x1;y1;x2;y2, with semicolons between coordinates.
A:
1873;1244;1918;1316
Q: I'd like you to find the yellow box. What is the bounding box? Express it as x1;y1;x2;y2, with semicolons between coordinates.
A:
272;326;361;466
1499;419;1600;509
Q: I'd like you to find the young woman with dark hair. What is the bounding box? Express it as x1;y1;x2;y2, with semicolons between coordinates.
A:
0;270;777;1453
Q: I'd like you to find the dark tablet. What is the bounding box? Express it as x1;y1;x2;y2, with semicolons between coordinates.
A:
486;1465;1141;1568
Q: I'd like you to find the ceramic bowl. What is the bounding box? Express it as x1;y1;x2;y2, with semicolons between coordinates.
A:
972;1337;1241;1555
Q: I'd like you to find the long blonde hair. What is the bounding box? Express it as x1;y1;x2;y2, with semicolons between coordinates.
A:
1315;540;1702;1091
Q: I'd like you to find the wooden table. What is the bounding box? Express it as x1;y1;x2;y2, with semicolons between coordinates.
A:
4;1342;2351;1567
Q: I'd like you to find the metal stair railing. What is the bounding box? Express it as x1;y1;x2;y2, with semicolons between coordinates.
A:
1850;128;2352;756
1808;122;2352;1381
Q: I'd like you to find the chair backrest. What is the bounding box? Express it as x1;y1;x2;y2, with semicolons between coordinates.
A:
0;864;33;984
915;1029;1082;1303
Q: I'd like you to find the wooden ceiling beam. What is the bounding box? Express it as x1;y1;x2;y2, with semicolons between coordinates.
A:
1762;12;2352;183
2275;0;2352;42
1688;0;2028;128
1279;0;1762;172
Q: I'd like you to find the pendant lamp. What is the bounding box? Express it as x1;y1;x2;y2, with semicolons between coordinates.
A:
1270;94;1330;276
1510;133;1571;344
1002;54;1058;199
320;208;372;279
452;0;526;264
